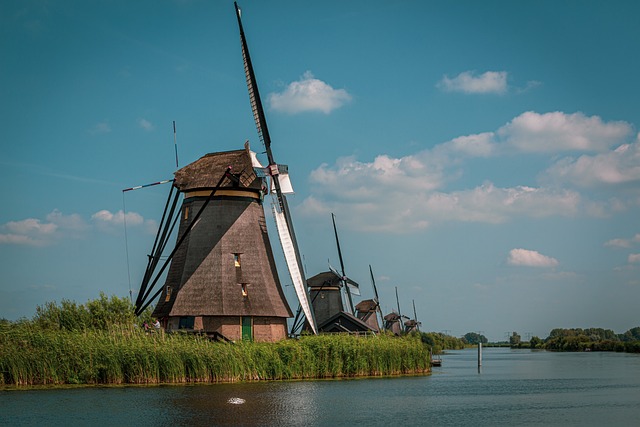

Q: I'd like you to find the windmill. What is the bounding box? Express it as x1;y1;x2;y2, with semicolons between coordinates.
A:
354;265;383;332
304;214;377;333
131;2;318;341
384;286;409;335
307;214;360;324
404;299;421;333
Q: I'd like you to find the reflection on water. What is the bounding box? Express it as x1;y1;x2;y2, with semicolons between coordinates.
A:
2;348;640;426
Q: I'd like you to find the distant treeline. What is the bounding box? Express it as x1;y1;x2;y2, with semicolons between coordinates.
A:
509;328;640;353
0;294;430;387
419;332;467;352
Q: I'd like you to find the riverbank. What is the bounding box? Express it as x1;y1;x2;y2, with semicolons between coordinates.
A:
0;326;430;387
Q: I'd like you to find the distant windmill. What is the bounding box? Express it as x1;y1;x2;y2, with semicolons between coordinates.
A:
305;214;374;333
354;265;383;332
384;286;409;335
404;299;421;333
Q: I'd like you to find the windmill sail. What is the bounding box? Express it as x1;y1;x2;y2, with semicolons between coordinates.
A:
235;2;317;334
273;206;316;334
332;213;358;313
370;264;384;330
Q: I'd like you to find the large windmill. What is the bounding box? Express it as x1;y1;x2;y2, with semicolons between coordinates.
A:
132;2;317;341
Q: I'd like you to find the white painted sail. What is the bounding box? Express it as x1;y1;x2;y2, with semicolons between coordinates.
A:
347;282;361;296
270;172;294;194
272;205;317;334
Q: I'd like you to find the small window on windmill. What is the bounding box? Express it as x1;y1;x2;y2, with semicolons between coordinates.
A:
234;253;241;268
165;286;172;302
184;206;189;220
240;283;248;297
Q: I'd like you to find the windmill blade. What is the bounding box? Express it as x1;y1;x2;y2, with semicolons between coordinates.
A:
273;205;316;334
332;213;346;277
369;264;384;331
328;263;360;295
235;2;317;334
344;277;361;296
369;265;380;302
331;213;355;313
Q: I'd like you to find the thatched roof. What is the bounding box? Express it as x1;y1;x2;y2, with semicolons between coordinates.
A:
174;147;261;192
384;312;401;321
355;299;377;312
307;271;342;288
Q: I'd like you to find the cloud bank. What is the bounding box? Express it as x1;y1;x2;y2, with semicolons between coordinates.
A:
0;209;153;246
300;111;636;233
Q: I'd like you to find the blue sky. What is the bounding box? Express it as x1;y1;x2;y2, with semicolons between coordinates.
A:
1;0;639;341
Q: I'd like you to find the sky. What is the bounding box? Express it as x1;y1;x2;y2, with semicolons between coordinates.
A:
1;0;639;342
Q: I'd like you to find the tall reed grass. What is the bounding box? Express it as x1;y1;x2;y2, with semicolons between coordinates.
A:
1;324;430;386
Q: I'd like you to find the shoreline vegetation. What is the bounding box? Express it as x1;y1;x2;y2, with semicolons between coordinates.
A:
1;295;430;387
4;294;639;387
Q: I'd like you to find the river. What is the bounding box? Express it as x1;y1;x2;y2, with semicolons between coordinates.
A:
2;347;639;426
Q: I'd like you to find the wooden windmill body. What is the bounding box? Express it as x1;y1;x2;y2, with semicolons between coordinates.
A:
152;146;293;342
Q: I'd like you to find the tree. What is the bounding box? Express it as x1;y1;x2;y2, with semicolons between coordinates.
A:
509;332;521;346
529;336;542;349
463;332;487;345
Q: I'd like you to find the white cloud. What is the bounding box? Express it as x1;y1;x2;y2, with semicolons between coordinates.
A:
439;132;497;158
628;254;640;264
507;249;559;267
5;218;57;235
498;111;632;153
423;184;579;224
268;71;351;114
303;154;580;232
92;209;143;226
0;210;87;246
437;71;508;94
605;238;632;249
138;118;155;131
0;209;156;246
441;111;632;157
545;140;640;187
91;209;155;234
0;233;42;246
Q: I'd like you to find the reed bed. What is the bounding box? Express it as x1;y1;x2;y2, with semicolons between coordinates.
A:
0;325;430;386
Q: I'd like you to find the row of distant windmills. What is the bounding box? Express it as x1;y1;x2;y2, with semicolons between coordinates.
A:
300;213;422;336
128;3;421;342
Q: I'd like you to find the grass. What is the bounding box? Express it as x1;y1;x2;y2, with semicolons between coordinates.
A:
0;324;430;386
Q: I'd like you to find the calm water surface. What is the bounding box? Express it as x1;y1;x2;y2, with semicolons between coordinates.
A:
2;348;640;426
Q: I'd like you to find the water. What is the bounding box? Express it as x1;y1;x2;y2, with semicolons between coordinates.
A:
2;348;640;426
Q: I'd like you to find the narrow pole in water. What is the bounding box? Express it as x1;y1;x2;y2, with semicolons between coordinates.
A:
478;341;483;367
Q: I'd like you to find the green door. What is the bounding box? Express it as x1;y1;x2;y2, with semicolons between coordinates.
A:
241;317;252;341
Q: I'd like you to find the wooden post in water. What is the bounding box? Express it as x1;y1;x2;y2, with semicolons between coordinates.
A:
478;341;483;367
